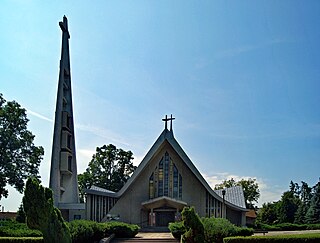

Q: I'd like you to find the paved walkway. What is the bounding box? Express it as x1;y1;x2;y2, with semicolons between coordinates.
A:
135;232;175;239
254;229;320;236
111;232;178;242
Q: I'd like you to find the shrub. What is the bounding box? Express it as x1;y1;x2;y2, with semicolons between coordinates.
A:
202;217;237;243
181;207;205;243
306;224;320;230
68;220;106;243
0;221;42;237
104;222;139;238
235;227;254;237
258;223;320;231
224;233;320;243
0;237;43;243
168;221;186;239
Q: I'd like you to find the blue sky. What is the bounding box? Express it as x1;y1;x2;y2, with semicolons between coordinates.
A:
1;1;319;211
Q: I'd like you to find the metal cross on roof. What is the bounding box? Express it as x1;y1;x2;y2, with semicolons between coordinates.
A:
162;114;175;131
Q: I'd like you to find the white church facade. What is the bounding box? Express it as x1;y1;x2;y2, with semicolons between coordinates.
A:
85;123;248;226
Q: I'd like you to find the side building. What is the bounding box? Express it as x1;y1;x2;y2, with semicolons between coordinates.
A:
86;117;248;227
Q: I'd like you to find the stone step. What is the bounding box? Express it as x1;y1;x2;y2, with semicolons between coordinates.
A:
112;239;178;243
140;226;170;232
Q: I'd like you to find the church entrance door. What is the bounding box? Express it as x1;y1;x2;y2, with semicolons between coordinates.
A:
155;210;175;227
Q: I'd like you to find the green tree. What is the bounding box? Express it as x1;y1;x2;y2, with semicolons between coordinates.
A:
305;182;320;224
16;203;26;223
215;178;260;209
0;94;44;199
78;144;136;201
256;202;279;225
23;177;71;243
278;191;299;223
294;181;312;224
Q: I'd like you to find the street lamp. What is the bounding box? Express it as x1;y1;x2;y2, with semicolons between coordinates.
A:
222;189;226;219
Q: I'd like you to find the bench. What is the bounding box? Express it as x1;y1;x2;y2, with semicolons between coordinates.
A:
254;229;269;235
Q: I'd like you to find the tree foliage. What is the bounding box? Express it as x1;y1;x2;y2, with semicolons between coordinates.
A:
215;178;260;209
23;177;71;243
278;191;299;223
256;202;279;225
16;203;26;223
257;180;320;225
0;94;44;199
78;144;136;201
305;182;320;224
181;206;205;243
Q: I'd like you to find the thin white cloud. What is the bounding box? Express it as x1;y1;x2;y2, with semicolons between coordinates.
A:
26;109;131;148
75;123;130;147
27;109;53;122
215;38;291;59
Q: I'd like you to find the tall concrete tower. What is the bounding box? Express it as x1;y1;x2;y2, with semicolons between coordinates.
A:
49;16;85;221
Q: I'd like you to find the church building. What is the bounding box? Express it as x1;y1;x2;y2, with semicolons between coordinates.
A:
86;116;248;227
49;16;248;226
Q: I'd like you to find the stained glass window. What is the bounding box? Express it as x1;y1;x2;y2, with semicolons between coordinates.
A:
158;158;163;197
149;152;183;200
164;152;169;196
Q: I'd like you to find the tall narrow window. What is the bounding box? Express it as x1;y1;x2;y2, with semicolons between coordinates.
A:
164;152;169;196
173;165;178;198
179;174;182;199
67;134;72;150
158;159;163;197
68;156;72;172
149;173;154;199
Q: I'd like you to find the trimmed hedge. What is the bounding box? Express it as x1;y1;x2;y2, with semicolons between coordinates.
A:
0;237;43;243
258;223;320;231
169;218;254;242
0;220;139;242
235;227;254;237
69;220;140;242
224;233;320;243
104;221;140;238
68;220;105;243
0;221;42;237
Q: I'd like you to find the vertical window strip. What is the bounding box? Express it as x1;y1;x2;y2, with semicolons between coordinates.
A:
206;191;209;217
173;164;178;198
164;152;169;196
158;158;164;197
149;173;154;199
179;174;182;199
169;159;173;197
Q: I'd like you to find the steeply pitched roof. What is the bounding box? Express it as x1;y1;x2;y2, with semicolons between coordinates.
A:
87;128;247;211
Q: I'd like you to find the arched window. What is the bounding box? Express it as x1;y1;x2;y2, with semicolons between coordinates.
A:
149;152;182;200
